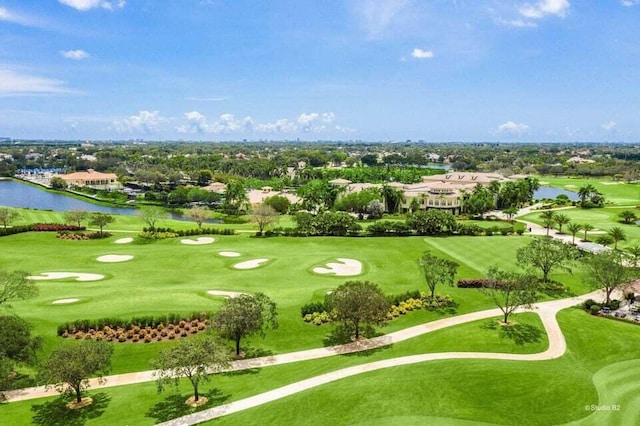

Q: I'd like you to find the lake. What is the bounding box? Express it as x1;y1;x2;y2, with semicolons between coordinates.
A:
534;186;579;201
0;180;221;223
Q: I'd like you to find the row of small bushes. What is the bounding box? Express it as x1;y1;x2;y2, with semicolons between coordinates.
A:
57;311;212;336
56;231;111;240
32;223;85;232
582;298;621;314
0;224;33;237
267;223;517;238
457;279;495;289
143;227;235;236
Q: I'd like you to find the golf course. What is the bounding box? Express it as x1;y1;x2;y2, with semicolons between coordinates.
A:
1;175;639;425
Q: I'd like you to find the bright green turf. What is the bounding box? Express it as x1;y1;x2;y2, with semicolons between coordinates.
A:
0;230;592;374
0;312;547;425
537;176;640;206
519;207;640;250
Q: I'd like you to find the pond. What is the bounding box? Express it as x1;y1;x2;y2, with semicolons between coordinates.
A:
534;185;579;201
0;180;221;223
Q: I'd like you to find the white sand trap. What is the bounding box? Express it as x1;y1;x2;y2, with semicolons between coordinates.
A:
565;184;577;188
234;258;269;270
114;237;133;244
539;181;550;185
602;182;622;185
27;272;105;282
181;237;215;245
219;251;241;257
52;298;80;305
207;290;245;298
97;254;134;263
313;258;362;276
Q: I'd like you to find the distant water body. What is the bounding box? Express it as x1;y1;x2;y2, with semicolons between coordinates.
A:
0;180;222;223
0;179;136;215
534;186;579;201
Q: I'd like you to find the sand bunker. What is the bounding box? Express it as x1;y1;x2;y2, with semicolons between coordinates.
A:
207;290;245;298
313;258;362;276
27;272;105;282
181;237;215;245
97;255;134;263
219;251;241;257
52;298;80;305
233;259;269;270
114;237;133;244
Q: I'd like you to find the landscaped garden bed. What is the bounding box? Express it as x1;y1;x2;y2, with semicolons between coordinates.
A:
57;312;213;343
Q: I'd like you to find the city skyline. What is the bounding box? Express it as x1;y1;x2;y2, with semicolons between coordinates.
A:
1;0;639;142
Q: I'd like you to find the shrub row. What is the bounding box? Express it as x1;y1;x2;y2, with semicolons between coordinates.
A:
143;227;235;236
57;311;212;336
32;223;85;232
457;279;495;288
0;224;33;237
57;231;111;240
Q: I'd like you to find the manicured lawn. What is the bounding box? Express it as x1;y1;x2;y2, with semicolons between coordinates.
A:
520;207;640;250
207;308;640;425
537;176;640;206
0;312;548;425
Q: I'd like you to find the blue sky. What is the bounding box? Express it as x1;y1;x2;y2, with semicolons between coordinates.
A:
1;0;639;142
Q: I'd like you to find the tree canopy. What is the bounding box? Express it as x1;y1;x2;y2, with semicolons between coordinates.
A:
40;340;113;404
152;334;230;404
0;270;38;308
213;293;278;356
325;280;389;340
516;238;575;283
418;251;459;299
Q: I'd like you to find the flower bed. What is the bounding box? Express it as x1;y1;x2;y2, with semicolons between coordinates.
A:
57;312;212;343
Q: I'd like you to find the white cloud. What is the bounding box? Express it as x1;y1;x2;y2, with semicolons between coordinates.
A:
255;118;297;134
296;112;337;132
61;49;90;60
495;121;530;135
495;18;537;28
0;69;74;96
622;0;640;6
176;112;253;134
411;48;434;59
58;0;125;11
0;6;42;27
602;121;617;131
519;0;570;19
353;0;409;38
112;111;163;134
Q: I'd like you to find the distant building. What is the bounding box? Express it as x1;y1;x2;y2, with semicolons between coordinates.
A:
56;169;120;189
247;187;300;205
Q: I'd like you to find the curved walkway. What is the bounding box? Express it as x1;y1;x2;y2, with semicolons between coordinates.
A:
3;289;608;410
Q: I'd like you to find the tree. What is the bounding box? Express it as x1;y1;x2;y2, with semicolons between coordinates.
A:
581;223;594;241
583;251;636;305
554;213;570;234
0;270;38;307
0;315;41;363
367;200;385;219
49;176;67;190
223;179;248;213
516;238;575;283
264;195;291;214
465;184;495;218
503;206;518;222
577;184;596;206
608;226;627;250
39;340;113;404
418;251;459;299
407;210;456;235
539;210;556;236
626;244;640;268
138;207;167;232
213;293;278;356
64;209;88;227
567;222;582;245
0;207;20;228
619;210;637;224
186;205;209;229
482;267;538;324
89;212;114;236
152;334;230;404
251;203;279;234
325;281;389;340
381;185;404;214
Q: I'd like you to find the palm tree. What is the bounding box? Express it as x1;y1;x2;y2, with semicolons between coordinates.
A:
626;244;640;268
581;223;594;241
608;226;627;250
577;184;596;207
567;222;582;245
554;213;570;234
539;210;556;236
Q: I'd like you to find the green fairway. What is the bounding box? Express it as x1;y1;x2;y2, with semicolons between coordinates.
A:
0;312;548;425
520;207;640;250
538;176;640;206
